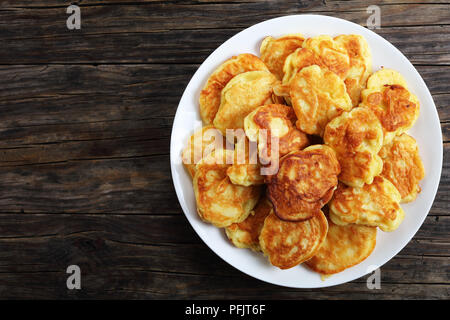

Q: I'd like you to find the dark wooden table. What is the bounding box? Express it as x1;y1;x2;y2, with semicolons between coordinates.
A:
0;0;448;299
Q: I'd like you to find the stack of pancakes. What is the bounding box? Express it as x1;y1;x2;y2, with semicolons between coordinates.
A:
181;33;425;275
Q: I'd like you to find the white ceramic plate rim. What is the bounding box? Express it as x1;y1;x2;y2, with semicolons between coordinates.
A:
169;14;443;288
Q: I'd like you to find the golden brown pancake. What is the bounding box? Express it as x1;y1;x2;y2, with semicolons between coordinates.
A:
274;47;327;103
290;65;353;136
259;210;328;269
334;34;372;106
365;68;408;90
335;152;383;188
302;35;350;79
361;69;420;145
225;197;272;251
199;53;269;124
281;47;326;89
276;35;364;106
193;149;261;227
227;136;264;186
306;216;377;274
213;71;282;136
324;106;384;187
260;34;305;80
244;104;309;164
379;133;425;203
267;145;340;221
182;125;225;178
329;177;405;232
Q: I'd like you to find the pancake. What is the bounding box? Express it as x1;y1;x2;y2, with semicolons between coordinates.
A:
324;106;384;187
182;125;225;177
306;216;377;274
365;68;408;90
379;133;425;203
244;104;309;164
335;151;383;188
290;65;353;136
193;149;261;227
267;145;340;221
225;197;272;251
329;177;405;232
276;47;326;101
227;135;264;186
199;53;269;125
302;35;350;79
213;71;282;136
260;34;305;80
281;34;350;88
259;210;328;269
361;68;420;144
334;34;372;106
227;162;264;186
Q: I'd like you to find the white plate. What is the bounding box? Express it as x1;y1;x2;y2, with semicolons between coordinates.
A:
170;15;443;288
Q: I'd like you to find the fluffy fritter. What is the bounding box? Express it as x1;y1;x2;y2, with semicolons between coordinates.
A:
302;35;350;79
306;216;377;274
182;125;225;178
361;68;420;144
244;104;309;164
277;47;326;100
365;68;408;90
260;34;305;80
276;35;367;106
227;136;264;186
267;145;340;221
225;197;272;251
290;65;353;136
213;71;282;136
199;53;269;125
336;152;383;188
329;177;405;232
275;36;350;100
379;133;425;203
324;106;384;187
227;163;263;186
193;149;261;228
324;107;383;154
259;210;328;269
334;34;372;106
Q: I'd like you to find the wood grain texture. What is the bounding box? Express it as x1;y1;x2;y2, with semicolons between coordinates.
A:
0;214;448;299
0;0;448;299
0;2;449;64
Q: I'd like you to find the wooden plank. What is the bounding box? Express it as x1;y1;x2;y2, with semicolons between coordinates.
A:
3;0;450;7
0;155;181;214
0;65;447;130
0;269;448;299
442;122;450;142
0;26;449;65
435;94;450;123
0;214;447;244
0;64;193;129
0;3;449;65
0;213;447;299
0;2;449;40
